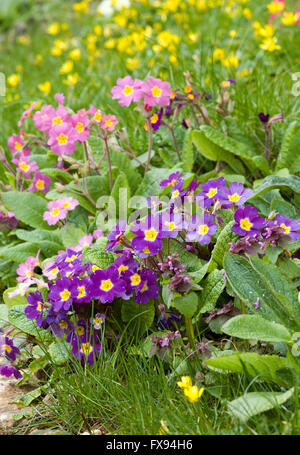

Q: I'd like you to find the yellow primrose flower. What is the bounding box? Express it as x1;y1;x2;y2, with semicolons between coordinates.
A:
7;73;20;87
17;35;30;45
267;1;285;15
73;1;89;13
223;55;239;68
34;54;43;65
257;24;275;39
93;25;102;36
184;386;205;403
47;22;60;35
281;12;298;26
126;58;140;71
260;36;281;51
243;8;252;19
59;60;74;74
63;73;79;86
38;81;51;95
238;68;252;77
169;55;178;65
213;48;225;62
69;48;81;60
229;30;237;38
177;376;193;389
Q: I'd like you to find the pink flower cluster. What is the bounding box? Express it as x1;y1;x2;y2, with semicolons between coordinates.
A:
6;93;119;198
43;197;79;225
111;75;172;109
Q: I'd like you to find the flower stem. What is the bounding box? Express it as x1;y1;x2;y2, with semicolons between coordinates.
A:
145;118;152;173
185;316;195;350
103;135;113;191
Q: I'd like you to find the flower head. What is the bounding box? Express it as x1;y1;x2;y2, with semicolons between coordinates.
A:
233;205;265;237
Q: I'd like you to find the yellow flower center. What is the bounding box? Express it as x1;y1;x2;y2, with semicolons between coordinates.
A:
66;255;77;263
94;317;103;325
140;283;148;293
94;112;102;122
52;116;63;126
143;247;151;254
51;207;60;216
80;343;93;355
36;179;45;190
19;162;30;172
3;344;12;353
59;321;68;329
77;286;86;298
145;228;158;242
165;221;176;231
151;86;162;97
151;113;158;124
240;218;253;231
105;120;113;126
50;267;58;275
15;141;23;150
228;193;241;202
280;223;291;234
75;326;85;336
171;189;179;198
198;224;209;236
76;122;84;133
122;85;133;96
92;265;100;272
36;301;43;312
131;273;141;286
118;265;128;274
60;289;71;301
207;188;217;198
57;133;68;145
100;279;113;292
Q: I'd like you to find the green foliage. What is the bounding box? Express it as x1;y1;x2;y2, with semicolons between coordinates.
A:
228;388;294;423
8;304;53;342
197;269;226;314
3;287;28;308
221;315;292;344
173;292;198;318
121;298;155;337
1;191;53;230
223;253;300;331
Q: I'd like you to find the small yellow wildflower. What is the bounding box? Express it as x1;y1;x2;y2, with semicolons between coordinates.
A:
177;376;193;389
69;48;81;60
243;8;252;19
260;36;281;51
126;58;140;71
184;385;205;403
229;30;237;38
94;25;102;36
281;12;298;26
17;35;30;45
63;73;79;86
267;1;285;15
73;1;89;13
223;55;239;68
7;74;20;87
59;60;74;75
169;55;178;65
38;81;51;95
212;48;225;62
47;22;60;35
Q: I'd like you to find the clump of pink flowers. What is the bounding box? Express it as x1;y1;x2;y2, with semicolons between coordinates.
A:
43;197;79;225
111;75;172;109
